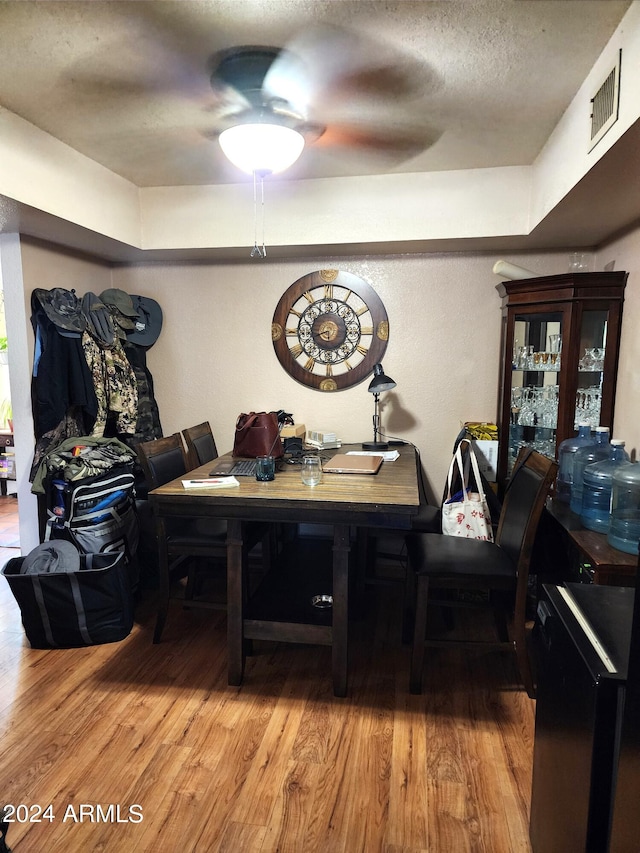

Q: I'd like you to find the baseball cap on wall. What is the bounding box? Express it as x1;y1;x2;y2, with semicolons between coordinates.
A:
127;295;163;348
99;289;138;318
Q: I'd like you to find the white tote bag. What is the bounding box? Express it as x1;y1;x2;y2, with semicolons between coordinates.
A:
441;439;494;542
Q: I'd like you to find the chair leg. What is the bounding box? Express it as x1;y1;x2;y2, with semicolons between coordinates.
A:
153;520;170;644
491;591;511;643
153;605;168;644
402;565;416;644
514;629;535;699
184;559;198;601
409;574;430;694
262;527;276;573
153;561;169;643
513;591;536;698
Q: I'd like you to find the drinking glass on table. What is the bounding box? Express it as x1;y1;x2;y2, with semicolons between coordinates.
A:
255;455;275;481
301;456;322;486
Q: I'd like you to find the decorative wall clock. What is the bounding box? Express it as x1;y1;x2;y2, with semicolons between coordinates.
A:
272;269;389;391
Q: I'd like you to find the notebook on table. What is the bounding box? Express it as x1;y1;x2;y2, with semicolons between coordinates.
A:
322;454;383;475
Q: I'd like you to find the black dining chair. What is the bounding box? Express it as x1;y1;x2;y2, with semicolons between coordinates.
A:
136;433;230;642
182;421;218;470
405;447;557;697
182;419;281;586
357;446;441;626
361;437;502;611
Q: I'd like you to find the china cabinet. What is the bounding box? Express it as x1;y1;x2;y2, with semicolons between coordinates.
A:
496;271;627;491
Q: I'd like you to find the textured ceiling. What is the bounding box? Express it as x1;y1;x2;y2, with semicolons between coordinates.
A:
0;0;632;188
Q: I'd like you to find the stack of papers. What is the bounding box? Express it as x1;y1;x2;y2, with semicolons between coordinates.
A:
306;429;342;450
182;476;240;489
345;450;400;462
305;438;342;450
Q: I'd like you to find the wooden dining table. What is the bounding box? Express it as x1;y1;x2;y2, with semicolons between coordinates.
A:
148;443;420;696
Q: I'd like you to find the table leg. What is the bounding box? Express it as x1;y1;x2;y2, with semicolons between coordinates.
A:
227;519;245;686
332;523;351;697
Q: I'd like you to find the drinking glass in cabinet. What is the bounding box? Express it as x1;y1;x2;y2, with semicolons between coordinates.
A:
548;334;562;354
579;347;605;371
574;387;602;429
510;386;558;429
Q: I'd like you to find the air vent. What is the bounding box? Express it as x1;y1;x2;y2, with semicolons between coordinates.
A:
589;49;621;151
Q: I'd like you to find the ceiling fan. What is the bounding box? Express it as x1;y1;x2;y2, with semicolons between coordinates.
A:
207;44;324;174
63;12;438;254
63;6;439;181
202;23;438;176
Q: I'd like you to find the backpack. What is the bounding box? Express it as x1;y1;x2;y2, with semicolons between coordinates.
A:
45;467;139;563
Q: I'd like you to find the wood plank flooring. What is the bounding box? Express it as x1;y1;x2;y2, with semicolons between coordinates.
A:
0;515;535;852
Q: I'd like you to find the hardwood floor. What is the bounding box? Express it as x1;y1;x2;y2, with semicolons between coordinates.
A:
0;519;535;852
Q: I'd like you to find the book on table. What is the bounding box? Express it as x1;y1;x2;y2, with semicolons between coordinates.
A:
181;477;240;489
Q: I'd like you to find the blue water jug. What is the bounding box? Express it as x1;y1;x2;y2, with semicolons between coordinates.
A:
608;462;640;555
580;440;630;533
570;426;610;515
556;422;594;503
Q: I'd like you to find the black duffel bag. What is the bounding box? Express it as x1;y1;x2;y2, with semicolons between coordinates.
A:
1;542;133;648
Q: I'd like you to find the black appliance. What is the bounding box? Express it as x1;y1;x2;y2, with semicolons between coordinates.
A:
609;561;640;852
530;582;634;852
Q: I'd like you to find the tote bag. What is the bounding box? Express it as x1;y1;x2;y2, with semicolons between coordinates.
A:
232;412;284;458
442;439;494;542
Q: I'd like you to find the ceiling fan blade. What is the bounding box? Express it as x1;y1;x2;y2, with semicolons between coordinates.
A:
316;121;441;165
262;23;427;119
60;3;254;123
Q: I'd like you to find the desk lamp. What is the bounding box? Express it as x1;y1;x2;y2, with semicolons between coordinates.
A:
362;363;396;450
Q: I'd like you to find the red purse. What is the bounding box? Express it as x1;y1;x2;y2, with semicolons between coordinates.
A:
232;412;283;458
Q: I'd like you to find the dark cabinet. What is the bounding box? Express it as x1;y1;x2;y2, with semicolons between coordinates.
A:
530;582;633;852
496;271;627;490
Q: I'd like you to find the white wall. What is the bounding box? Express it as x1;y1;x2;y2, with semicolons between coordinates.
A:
0;234;39;550
598;227;640;458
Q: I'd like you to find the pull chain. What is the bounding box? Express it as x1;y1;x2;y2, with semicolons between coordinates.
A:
250;170;267;259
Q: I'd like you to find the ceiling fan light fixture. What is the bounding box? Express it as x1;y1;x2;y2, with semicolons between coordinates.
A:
219;122;305;175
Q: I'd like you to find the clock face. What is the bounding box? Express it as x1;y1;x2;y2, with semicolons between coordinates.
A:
272;269;389;391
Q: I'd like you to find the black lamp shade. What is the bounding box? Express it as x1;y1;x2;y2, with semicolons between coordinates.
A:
368;363;396;393
362;363;396;451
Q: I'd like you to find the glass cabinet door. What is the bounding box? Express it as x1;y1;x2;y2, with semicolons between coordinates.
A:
575;309;608;430
507;310;563;474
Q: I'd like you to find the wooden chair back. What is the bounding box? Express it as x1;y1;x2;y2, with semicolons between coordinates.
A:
182;421;218;470
136;434;187;490
496;448;557;694
496;448;558;588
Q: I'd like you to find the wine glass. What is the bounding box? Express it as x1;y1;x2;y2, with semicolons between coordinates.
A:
579;348;593;371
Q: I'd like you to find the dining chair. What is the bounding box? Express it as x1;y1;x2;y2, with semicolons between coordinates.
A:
357;447;441;624
405;447;557;697
362;437;502;601
182;419;280;605
182;421;218;470
136;433;231;643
